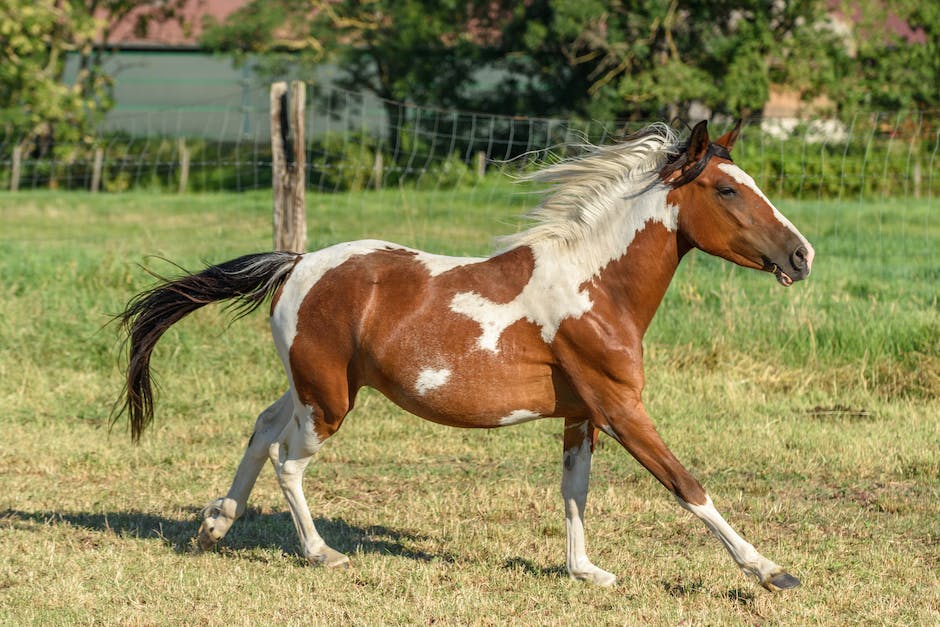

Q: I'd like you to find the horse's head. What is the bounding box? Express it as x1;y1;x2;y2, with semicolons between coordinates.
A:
663;120;814;286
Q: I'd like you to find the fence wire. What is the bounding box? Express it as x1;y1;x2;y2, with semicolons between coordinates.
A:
1;84;937;275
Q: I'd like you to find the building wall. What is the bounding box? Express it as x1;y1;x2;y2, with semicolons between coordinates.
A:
65;51;380;142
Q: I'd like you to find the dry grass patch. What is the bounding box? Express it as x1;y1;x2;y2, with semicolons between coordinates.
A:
1;191;937;624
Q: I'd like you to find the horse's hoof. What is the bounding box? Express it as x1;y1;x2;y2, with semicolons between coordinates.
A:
196;522;218;551
309;546;350;569
762;571;801;591
569;565;617;587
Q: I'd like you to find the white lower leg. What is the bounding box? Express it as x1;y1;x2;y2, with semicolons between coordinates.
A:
677;494;797;589
269;409;348;568
199;393;293;548
562;433;617;587
275;456;326;556
198;450;264;547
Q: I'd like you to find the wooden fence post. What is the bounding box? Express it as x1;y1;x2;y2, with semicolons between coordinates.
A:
177;138;190;194
271;81;307;253
10;145;22;192
90;147;104;193
372;151;384;190
474;151;486;179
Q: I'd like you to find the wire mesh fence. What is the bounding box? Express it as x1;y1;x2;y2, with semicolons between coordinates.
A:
2;84;937;197
1;83;937;275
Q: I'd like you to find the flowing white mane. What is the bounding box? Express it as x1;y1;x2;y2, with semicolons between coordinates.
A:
500;123;682;250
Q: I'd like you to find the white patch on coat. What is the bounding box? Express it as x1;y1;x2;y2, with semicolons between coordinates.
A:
448;125;683;353
717;163;815;270
414;251;483;277
415;368;451;395
270;240;389;365
451;188;678;353
498;409;542;426
270;241;480;362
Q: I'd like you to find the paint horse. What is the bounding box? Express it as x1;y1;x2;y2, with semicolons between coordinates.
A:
118;120;814;591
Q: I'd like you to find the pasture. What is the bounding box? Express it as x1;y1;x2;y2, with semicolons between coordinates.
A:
0;188;937;624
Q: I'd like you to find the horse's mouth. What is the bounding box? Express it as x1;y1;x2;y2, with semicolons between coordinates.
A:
769;263;794;287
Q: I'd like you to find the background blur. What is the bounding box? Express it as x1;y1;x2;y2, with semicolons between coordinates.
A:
1;1;937;197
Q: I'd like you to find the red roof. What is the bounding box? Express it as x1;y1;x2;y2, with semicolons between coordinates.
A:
102;0;927;50
98;0;249;48
828;1;927;45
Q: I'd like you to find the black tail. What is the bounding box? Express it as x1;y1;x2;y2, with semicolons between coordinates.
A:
115;252;300;442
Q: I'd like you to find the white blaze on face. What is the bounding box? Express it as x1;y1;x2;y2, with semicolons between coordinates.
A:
717;163;815;270
415;367;451;395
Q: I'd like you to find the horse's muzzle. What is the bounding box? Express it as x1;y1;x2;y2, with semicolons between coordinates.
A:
790;245;811;278
764;242;813;287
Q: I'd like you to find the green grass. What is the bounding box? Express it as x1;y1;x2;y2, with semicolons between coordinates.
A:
0;189;937;624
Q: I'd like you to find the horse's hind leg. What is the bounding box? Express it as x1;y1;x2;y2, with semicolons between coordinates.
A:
269;396;349;567
198;391;292;549
562;418;617;587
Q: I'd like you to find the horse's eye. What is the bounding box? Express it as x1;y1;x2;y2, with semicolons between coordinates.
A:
717;186;737;198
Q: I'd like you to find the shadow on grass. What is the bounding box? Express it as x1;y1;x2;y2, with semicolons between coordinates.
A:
662;578;706;597
502;557;567;580
0;507;453;564
661;578;757;605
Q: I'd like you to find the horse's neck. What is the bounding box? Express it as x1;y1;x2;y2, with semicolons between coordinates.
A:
524;191;684;338
585;220;686;337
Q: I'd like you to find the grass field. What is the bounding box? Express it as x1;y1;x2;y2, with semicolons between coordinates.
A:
0;187;937;624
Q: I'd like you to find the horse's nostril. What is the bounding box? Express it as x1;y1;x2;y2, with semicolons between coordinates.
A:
791;246;808;271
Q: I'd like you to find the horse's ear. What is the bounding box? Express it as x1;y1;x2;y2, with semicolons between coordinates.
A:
715;119;742;151
687;120;710;163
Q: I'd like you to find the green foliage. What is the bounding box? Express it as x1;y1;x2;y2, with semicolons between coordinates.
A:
735;124;933;199
832;1;940;112
5;118;933;198
0;0;190;158
0;0;107;149
2;129;490;193
415;151;473;190
203;0;490;107
311;132;376;192
201;1;937;121
532;0;844;119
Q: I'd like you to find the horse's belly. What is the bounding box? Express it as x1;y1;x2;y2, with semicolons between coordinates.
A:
367;360;562;428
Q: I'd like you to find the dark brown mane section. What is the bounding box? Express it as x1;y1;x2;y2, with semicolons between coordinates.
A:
659;141;733;188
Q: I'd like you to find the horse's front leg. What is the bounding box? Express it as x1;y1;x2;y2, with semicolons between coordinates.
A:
561;418;618;587
599;397;800;591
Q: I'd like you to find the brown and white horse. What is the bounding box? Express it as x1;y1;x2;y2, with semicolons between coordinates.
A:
118;120;814;591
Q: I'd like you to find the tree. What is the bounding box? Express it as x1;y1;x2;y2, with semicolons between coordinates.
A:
203;0;933;126
202;0;509;152
0;0;185;162
831;1;940;112
489;0;845;120
0;0;105;154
